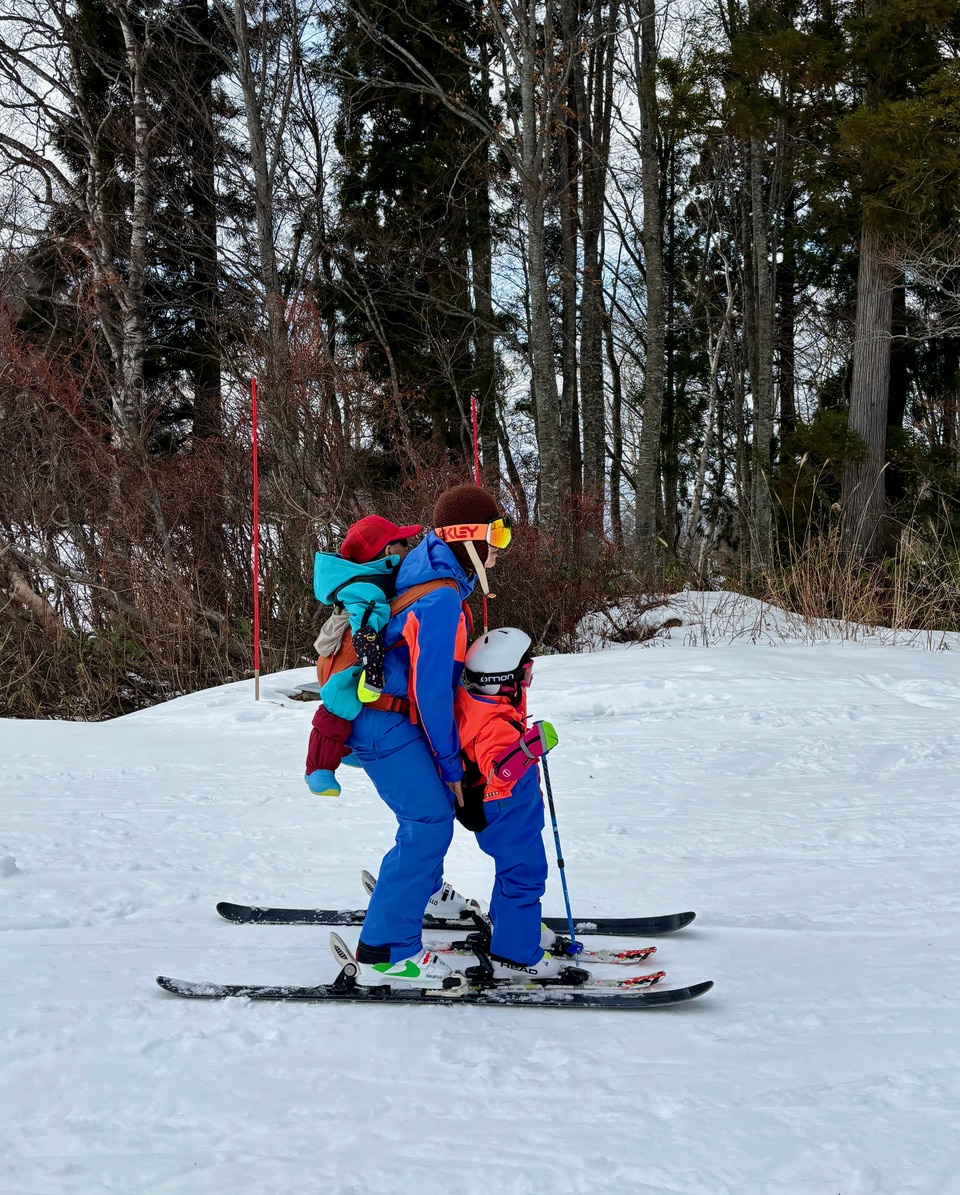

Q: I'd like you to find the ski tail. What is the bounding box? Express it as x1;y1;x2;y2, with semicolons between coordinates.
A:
330;932;357;971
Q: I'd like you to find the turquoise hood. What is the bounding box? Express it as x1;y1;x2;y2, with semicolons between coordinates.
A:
313;552;399;606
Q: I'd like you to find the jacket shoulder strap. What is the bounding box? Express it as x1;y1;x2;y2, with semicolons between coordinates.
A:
388;578;459;619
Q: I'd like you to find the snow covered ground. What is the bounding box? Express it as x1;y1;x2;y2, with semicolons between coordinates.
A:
3;600;960;1194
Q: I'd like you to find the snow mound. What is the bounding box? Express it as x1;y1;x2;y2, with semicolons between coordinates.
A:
580;587;960;650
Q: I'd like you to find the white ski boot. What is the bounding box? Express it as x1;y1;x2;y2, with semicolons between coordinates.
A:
360;870;485;922
425;880;484;921
488;952;576;982
330;933;467;995
540;924;560;951
539;924;585;958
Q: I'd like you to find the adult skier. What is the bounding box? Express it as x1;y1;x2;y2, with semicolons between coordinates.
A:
347;484;513;989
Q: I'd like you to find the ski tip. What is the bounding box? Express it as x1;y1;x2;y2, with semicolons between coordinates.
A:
216;901;255;923
649;911;696;934
657;912;696;931
673;980;713;1002
623;978;713;1008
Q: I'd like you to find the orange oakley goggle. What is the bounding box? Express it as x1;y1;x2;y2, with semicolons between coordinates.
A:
434;515;513;551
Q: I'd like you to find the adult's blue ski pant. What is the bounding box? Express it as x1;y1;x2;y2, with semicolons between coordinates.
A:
349;711;455;962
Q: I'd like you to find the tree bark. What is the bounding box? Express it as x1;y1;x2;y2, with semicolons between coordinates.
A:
776;190;796;440
184;0;222;442
556;35;581;506
632;0;665;567
605;299;625;548
577;0;617;532
748;136;775;571
842;226;894;559
518;0;563;530
220;0;292;447
469;35;500;488
114;5;152;444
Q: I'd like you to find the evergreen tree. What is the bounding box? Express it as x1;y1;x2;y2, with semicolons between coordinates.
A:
16;0;228;448
328;0;496;459
839;0;960;557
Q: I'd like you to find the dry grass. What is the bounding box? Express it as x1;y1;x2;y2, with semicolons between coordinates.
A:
753;521;960;640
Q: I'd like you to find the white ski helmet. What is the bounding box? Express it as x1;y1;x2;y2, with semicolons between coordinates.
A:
463;627;533;695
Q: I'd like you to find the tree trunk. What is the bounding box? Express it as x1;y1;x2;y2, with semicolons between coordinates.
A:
776;190;796;440
184;0;222;442
556;53;581;506
577;0;617;533
225;0;291;447
519;1;563;531
842;226;894;559
633;0;665;567
748;136;775;572
605;289;625;549
470;37;500;487
115;8;152;444
469;182;500;488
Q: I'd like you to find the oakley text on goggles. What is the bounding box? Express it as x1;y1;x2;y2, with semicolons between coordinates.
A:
434;516;513;550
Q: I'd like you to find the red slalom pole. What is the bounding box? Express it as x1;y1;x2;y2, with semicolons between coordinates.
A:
251;376;261;701
471;394;489;633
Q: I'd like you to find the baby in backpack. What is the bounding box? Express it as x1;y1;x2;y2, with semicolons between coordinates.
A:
305;515;420;796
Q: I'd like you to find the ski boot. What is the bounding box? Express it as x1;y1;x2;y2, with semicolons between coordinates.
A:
425;881;485;922
540;924;584;959
329;933;467;996
360;870;486;924
463;940;589;988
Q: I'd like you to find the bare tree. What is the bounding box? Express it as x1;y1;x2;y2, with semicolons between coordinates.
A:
0;0;176;442
623;0;665;567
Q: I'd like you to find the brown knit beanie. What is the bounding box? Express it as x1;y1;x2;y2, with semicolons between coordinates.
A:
433;484;502;571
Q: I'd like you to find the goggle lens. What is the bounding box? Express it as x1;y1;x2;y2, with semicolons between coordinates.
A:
487;517;512;550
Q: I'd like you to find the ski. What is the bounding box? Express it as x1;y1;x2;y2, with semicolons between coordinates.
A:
432;938;658;966
157;973;712;1009
215;901;695;937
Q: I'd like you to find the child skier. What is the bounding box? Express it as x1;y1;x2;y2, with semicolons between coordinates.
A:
454;626;567;980
305;515;420;797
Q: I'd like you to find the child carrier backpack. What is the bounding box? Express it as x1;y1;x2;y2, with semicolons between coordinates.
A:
316;578;460;714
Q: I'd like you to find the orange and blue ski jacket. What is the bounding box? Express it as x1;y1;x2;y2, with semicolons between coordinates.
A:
358;533;474;783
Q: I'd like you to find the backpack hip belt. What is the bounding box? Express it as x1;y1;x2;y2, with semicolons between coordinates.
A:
368;692;410;716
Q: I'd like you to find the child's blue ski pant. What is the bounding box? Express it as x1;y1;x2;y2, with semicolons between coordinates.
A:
476;769;548;965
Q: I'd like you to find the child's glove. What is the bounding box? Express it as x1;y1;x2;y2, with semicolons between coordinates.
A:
492;721;559;784
532;720;559;753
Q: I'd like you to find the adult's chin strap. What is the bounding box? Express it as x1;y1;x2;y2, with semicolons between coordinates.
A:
464;539;495;599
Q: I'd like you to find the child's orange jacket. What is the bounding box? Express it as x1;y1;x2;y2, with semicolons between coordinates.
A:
454;686;528;802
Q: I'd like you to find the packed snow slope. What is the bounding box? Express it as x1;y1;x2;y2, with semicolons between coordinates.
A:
3;597;960;1195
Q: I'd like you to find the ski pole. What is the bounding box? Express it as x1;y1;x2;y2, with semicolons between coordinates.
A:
536;730;581;959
